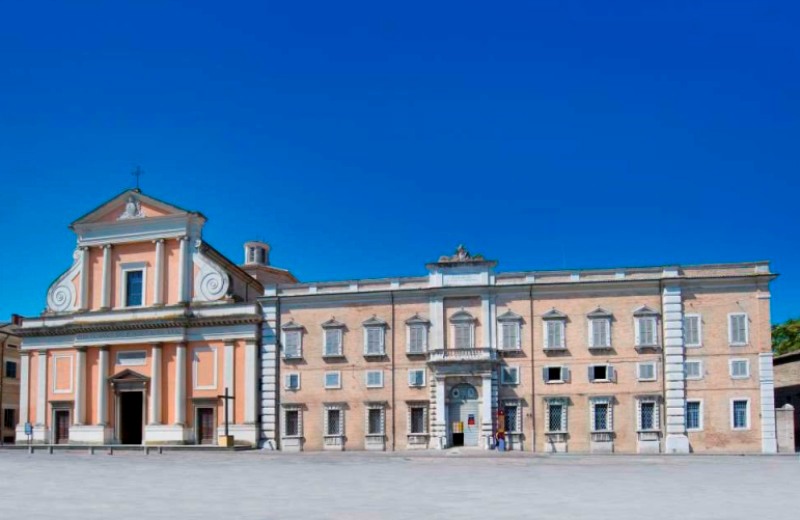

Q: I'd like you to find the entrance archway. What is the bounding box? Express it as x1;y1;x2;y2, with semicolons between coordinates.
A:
109;369;149;445
448;383;479;447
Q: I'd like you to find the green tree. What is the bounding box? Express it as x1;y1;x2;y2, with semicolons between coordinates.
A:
772;318;800;355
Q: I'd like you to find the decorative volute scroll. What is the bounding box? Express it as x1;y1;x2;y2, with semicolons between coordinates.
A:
193;245;231;302
46;249;82;312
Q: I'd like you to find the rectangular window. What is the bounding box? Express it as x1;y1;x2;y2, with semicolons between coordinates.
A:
501;322;520;350
590;319;610;348
125;270;144;307
686;400;702;431
636;317;657;346
500;366;520;385
589;365;613;382
116;351;146;367
454;323;472;349
591;400;612;432
324;329;343;357
365;327;384;355
408;369;426;387
4;360;17;379
365;370;384;388
326;409;342;435
730;359;750;379
367;408;384;435
409;407;427;434
685;360;703;380
503;404;520;433
324;371;341;389
546;400;567;433
408;325;426;353
637;362;656;382
284;373;300;390
284;410;300;437
639;401;656;430
732;399;749;429
543;365;569;383
684;315;701;347
729;314;748;345
3;408;15;429
545;320;565;349
283;331;302;359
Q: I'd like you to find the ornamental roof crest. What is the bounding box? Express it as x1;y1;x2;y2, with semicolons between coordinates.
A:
438;244;484;264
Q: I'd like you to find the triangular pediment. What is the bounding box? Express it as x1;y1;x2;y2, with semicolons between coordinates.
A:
497;309;523;322
362;315;388;327
587;307;613;318
71;189;197;227
633;305;659;317
108;368;150;384
542;308;567;320
321;317;345;328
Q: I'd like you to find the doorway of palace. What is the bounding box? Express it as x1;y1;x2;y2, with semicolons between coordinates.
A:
196;407;215;445
118;391;144;445
54;410;70;444
448;383;480;447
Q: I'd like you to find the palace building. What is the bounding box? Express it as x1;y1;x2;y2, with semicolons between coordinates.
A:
15;189;779;454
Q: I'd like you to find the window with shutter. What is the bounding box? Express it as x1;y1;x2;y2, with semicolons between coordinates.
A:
684;315;701;347
501;366;520;385
366;370;384;388
324;371;341;389
544;320;565;350
590;319;610;348
589;365;610;382
408;325;426;353
324;329;342;357
730;359;749;379
501;323;519;350
454;323;472;349
284;331;302;359
636;317;656;346
544;366;566;383
365;327;384;356
729;314;748;345
285;373;300;390
637;362;656;381
685;360;703;380
408;369;426;387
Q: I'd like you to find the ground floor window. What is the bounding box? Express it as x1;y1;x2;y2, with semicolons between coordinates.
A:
686;400;702;431
636;397;660;431
325;408;343;436
545;398;567;433
731;399;749;430
590;397;613;432
283;407;302;437
408;405;428;434
367;407;384;435
502;400;521;433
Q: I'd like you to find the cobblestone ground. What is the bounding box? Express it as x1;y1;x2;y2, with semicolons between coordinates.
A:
0;449;798;519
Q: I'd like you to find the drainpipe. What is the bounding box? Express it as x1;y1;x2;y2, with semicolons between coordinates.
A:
658;280;667;440
390;292;396;451
274;296;282;451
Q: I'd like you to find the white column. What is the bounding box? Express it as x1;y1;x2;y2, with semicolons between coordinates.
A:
100;244;112;309
149;344;162;425
223;341;235;425
433;377;446;449
18;353;30;425
154;239;165;306
78;246;90;311
174;343;187;425
244;340;257;424
35;351;47;425
481;373;493;449
759;352;778;453
178;237;191;303
662;283;690;454
97;347;109;425
74;348;86;425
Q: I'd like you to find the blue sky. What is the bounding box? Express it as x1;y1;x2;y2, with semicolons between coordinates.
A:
0;1;798;324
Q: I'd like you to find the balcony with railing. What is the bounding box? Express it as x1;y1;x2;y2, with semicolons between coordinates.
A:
427;347;497;364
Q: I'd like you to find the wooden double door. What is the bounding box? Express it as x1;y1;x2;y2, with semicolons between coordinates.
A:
54;410;70;444
196;408;215;444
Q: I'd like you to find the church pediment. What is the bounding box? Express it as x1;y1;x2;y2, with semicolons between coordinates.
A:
71;189;196;227
108;368;150;387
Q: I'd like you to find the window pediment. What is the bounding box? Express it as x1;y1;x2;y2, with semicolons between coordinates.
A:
541;308;567;320
633;305;659;317
282;319;304;331
362;315;388;327
497;309;523;322
321;317;345;329
587;307;613;319
405;313;430;325
449;309;475;323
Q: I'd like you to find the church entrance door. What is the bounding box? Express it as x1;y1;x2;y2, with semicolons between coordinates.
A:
119;391;143;445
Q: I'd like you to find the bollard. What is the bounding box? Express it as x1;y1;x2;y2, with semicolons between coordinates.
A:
158;447;163;455
144;446;149;455
48;446;54;455
108;447;113;456
28;445;33;455
89;446;94;455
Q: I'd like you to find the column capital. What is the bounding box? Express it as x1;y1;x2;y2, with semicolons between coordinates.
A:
102;243;113;250
75;346;87;353
98;345;110;352
20;350;31;358
152;238;166;244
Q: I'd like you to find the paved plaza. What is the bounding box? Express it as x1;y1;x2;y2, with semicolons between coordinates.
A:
0;450;798;519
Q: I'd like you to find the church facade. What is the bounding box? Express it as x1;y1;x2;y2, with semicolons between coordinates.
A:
16;190;778;454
